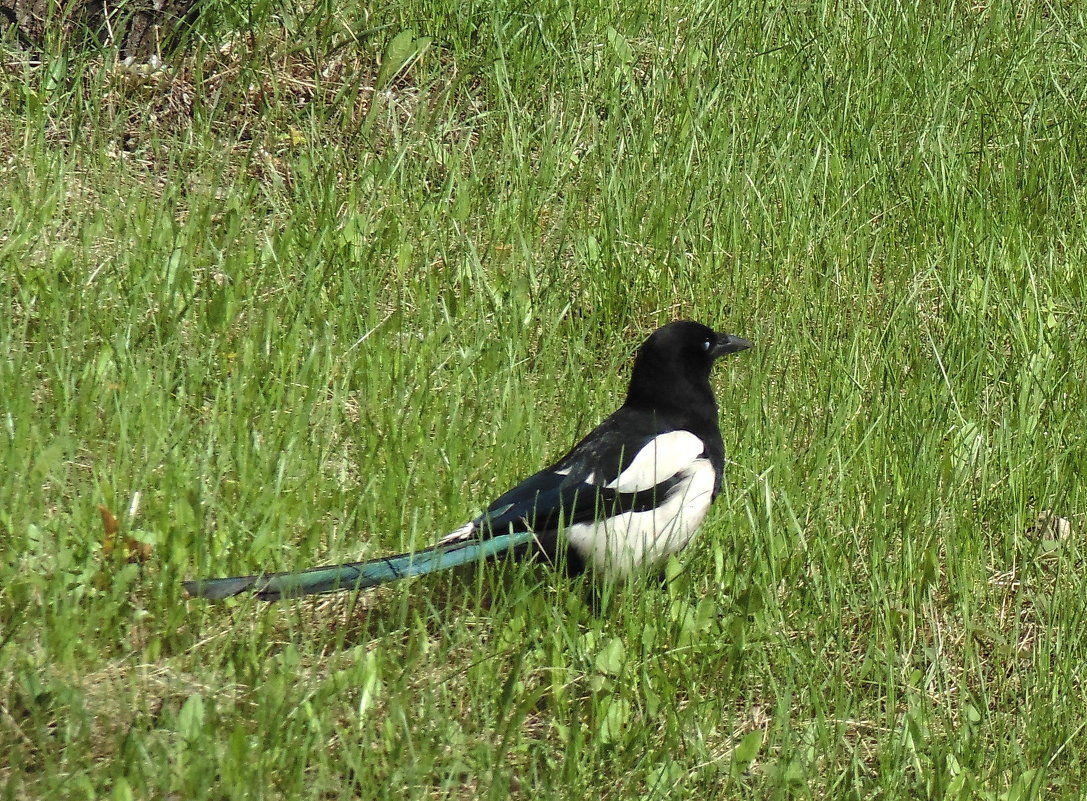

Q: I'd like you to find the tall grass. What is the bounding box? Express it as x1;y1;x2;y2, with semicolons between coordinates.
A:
2;0;1085;798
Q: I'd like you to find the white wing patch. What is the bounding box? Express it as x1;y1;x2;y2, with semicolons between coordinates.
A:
438;521;476;545
605;431;705;493
567;458;716;578
555;466;599;486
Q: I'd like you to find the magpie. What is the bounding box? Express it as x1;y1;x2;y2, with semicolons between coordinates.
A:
183;321;751;601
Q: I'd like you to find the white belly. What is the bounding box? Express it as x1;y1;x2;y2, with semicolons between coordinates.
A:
565;458;716;578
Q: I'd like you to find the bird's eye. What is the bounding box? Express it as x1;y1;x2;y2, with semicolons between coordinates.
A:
702;338;713;352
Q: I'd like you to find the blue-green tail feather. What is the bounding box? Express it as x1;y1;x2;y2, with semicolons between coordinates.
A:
183;530;535;601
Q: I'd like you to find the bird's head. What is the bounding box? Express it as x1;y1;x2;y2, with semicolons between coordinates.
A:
626;320;752;412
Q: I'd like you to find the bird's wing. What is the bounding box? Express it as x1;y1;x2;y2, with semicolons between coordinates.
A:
440;422;711;544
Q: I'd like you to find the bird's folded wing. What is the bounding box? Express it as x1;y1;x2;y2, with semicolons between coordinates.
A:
475;430;706;536
437;429;707;545
474;471;685;537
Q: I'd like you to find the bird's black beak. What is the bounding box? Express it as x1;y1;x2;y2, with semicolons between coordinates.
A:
712;332;752;357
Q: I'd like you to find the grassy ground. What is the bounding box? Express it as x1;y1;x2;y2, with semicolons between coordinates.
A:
2;0;1086;798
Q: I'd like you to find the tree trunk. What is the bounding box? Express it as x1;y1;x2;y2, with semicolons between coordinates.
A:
1;0;200;60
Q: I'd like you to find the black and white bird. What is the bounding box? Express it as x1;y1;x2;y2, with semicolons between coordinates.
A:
183;321;752;601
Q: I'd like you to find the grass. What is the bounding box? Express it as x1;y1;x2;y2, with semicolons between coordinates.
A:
2;0;1086;797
